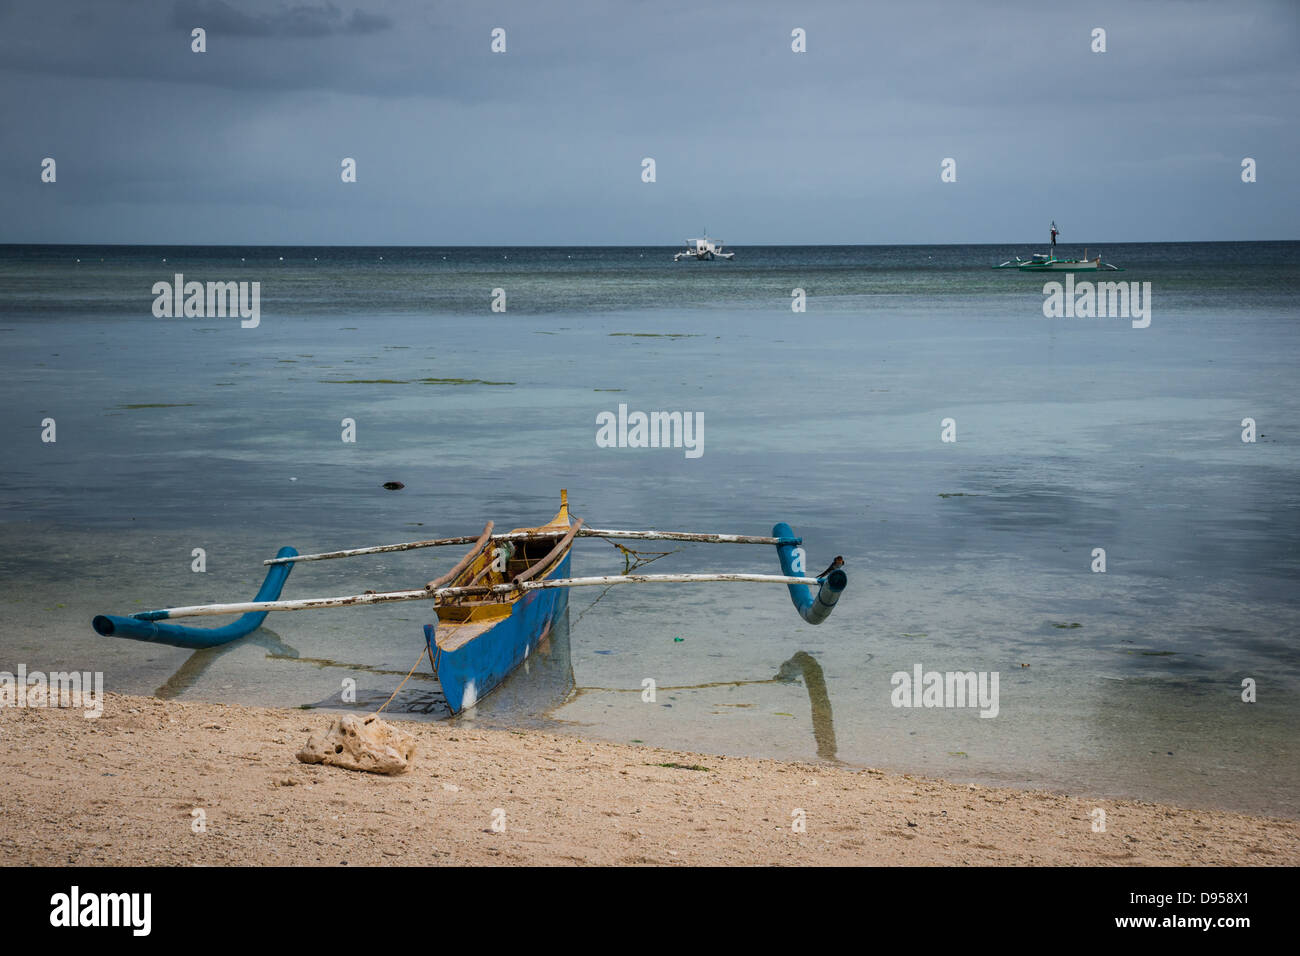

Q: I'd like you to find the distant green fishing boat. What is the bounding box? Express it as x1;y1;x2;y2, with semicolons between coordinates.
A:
995;220;1123;271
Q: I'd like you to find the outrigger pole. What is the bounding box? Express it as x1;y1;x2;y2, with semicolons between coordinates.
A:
262;528;801;565
97;572;833;622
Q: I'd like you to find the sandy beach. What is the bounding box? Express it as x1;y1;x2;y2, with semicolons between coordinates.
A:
2;693;1295;866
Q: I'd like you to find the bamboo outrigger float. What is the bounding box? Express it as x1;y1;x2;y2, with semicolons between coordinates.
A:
92;492;848;714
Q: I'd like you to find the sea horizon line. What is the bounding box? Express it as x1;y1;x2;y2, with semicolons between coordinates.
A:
2;239;1297;250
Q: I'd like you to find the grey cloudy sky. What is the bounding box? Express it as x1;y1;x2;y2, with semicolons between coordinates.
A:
1;0;1296;244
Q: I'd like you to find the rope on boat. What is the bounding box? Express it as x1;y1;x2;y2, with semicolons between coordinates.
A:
573;537;681;626
597;536;679;573
373;646;433;716
573;583;617;628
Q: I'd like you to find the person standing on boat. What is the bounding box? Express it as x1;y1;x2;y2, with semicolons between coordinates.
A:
1050;221;1059;251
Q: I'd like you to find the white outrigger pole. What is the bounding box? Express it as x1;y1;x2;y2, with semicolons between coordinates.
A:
109;573;828;621
93;518;848;647
262;527;797;565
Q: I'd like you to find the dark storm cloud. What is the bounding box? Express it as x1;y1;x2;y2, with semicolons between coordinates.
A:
171;1;393;38
0;0;1295;244
0;0;406;94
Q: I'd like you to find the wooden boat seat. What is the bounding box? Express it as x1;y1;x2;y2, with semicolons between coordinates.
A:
426;522;494;591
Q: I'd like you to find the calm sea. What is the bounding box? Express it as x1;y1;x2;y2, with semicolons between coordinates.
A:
1;242;1297;816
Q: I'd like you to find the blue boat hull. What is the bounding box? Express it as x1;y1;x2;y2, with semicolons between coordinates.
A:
426;551;571;714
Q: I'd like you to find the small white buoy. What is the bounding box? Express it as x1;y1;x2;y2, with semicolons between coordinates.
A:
279;256;284;261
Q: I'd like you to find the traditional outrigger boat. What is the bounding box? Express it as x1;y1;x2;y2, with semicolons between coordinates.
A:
92;492;847;713
673;234;734;261
994;251;1123;272
996;223;1122;271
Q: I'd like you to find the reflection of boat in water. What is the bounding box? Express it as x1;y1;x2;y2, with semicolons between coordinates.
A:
461;605;576;725
269;610;576;722
154;628;300;700
163;614;827;756
775;650;838;761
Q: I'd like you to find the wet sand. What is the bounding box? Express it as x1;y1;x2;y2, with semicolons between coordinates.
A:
1;693;1295;866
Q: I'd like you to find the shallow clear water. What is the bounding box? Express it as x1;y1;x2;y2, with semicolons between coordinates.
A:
1;242;1297;817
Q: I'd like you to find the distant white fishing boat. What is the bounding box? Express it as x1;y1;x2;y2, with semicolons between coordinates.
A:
674;232;734;261
994;251;1122;272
